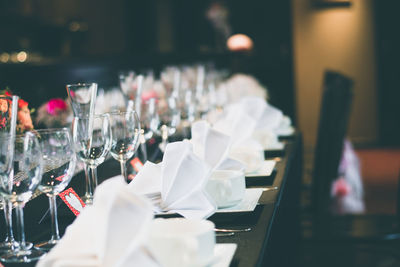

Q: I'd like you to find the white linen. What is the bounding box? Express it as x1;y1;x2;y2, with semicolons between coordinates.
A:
190;121;244;171
130;141;217;219
37;177;158;267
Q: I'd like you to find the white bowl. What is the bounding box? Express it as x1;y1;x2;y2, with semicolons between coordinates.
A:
206;170;246;208
147;218;216;267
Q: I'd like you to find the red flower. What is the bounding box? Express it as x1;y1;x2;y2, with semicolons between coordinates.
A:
18;99;29;109
46;98;68;116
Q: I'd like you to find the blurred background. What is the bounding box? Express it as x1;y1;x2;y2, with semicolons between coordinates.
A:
0;0;399;257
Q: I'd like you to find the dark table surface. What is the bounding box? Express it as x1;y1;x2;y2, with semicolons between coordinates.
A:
0;133;303;267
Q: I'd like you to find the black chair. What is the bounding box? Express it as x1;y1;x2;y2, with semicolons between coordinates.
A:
311;70;354;218
304;70;400;242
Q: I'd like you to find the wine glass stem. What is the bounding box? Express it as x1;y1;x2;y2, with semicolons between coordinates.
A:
161;126;168;150
48;195;60;241
120;160;128;182
140;131;148;162
3;199;16;245
89;166;98;194
15;204;27;250
84;164;93;200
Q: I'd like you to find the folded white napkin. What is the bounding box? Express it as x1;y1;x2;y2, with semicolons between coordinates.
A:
37;177;158;267
222;96;283;131
211;96;292;159
274;115;295;136
211;103;265;173
216;74;268;105
190;121;244;171
252;128;282;150
130;141;216;219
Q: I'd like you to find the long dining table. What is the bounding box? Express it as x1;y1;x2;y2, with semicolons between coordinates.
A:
1;133;303;267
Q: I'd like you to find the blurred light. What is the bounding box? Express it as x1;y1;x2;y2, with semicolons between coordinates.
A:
0;53;10;63
227;34;254;52
69;22;80;32
10;53;18;63
17;51;27;62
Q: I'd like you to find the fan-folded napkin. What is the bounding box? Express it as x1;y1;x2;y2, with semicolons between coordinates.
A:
37;177;158;267
129;141;216;219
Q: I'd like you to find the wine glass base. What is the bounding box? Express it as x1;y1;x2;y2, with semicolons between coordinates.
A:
34;239;58;251
0;247;45;263
0;240;20;252
81;195;94;205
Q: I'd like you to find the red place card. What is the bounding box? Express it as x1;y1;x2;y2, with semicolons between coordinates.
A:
130;157;144;173
59;188;86;216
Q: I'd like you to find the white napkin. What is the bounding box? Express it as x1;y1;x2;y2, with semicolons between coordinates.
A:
37;177;158;267
130;141;216;219
274;115;295;136
252;128;282;150
211;102;265;173
216;73;268;105
190;121;244;171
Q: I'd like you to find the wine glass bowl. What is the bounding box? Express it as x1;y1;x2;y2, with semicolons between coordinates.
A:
109;110;141;181
66;83;98;118
34;128;77;251
72;113;111;204
0;132;45;263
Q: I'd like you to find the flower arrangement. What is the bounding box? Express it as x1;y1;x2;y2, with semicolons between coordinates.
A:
0;89;34;134
35;98;72;128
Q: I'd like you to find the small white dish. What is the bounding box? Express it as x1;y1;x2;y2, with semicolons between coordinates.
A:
147;218;216;267
263;141;285;151
216;188;263;213
245;160;276;177
206;170;246;209
211;243;237;267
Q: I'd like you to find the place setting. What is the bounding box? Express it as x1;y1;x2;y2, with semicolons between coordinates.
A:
0;64;296;267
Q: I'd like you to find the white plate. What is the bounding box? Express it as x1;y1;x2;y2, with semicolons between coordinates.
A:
211;244;237;267
246;160;276;177
216;188;263;213
264;141;285;151
276;125;295;137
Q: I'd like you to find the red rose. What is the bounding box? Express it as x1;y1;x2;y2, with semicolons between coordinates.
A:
46;98;68;115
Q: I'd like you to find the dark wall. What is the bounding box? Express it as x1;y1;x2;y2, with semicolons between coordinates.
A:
0;0;295;122
374;1;400;146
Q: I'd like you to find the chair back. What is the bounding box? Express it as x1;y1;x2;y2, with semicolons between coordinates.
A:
312;70;354;217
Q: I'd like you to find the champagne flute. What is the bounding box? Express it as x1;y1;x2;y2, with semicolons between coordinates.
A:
0;132;44;263
66;83;98;204
72;114;111;204
109;111;141;182
148;97;181;152
34;128;77;251
0;95;19;253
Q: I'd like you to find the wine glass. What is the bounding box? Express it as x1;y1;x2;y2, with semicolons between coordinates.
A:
0;132;44;263
72;113;111;204
109;111;141;182
66;83;98;204
148;97;181;152
0;95;19;253
66;83;97;118
34;128;77;251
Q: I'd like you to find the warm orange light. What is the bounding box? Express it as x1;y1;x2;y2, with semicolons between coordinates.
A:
227;34;254;51
17;51;27;62
0;53;10;63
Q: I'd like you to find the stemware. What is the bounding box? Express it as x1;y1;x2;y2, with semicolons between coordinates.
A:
66;83;97;118
66;83;98;204
72;114;111;204
0;132;44;263
148;97;181;152
109;111;141;182
0;95;19;253
34;128;77;251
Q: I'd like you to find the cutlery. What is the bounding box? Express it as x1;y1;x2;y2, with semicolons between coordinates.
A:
214;227;252;233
